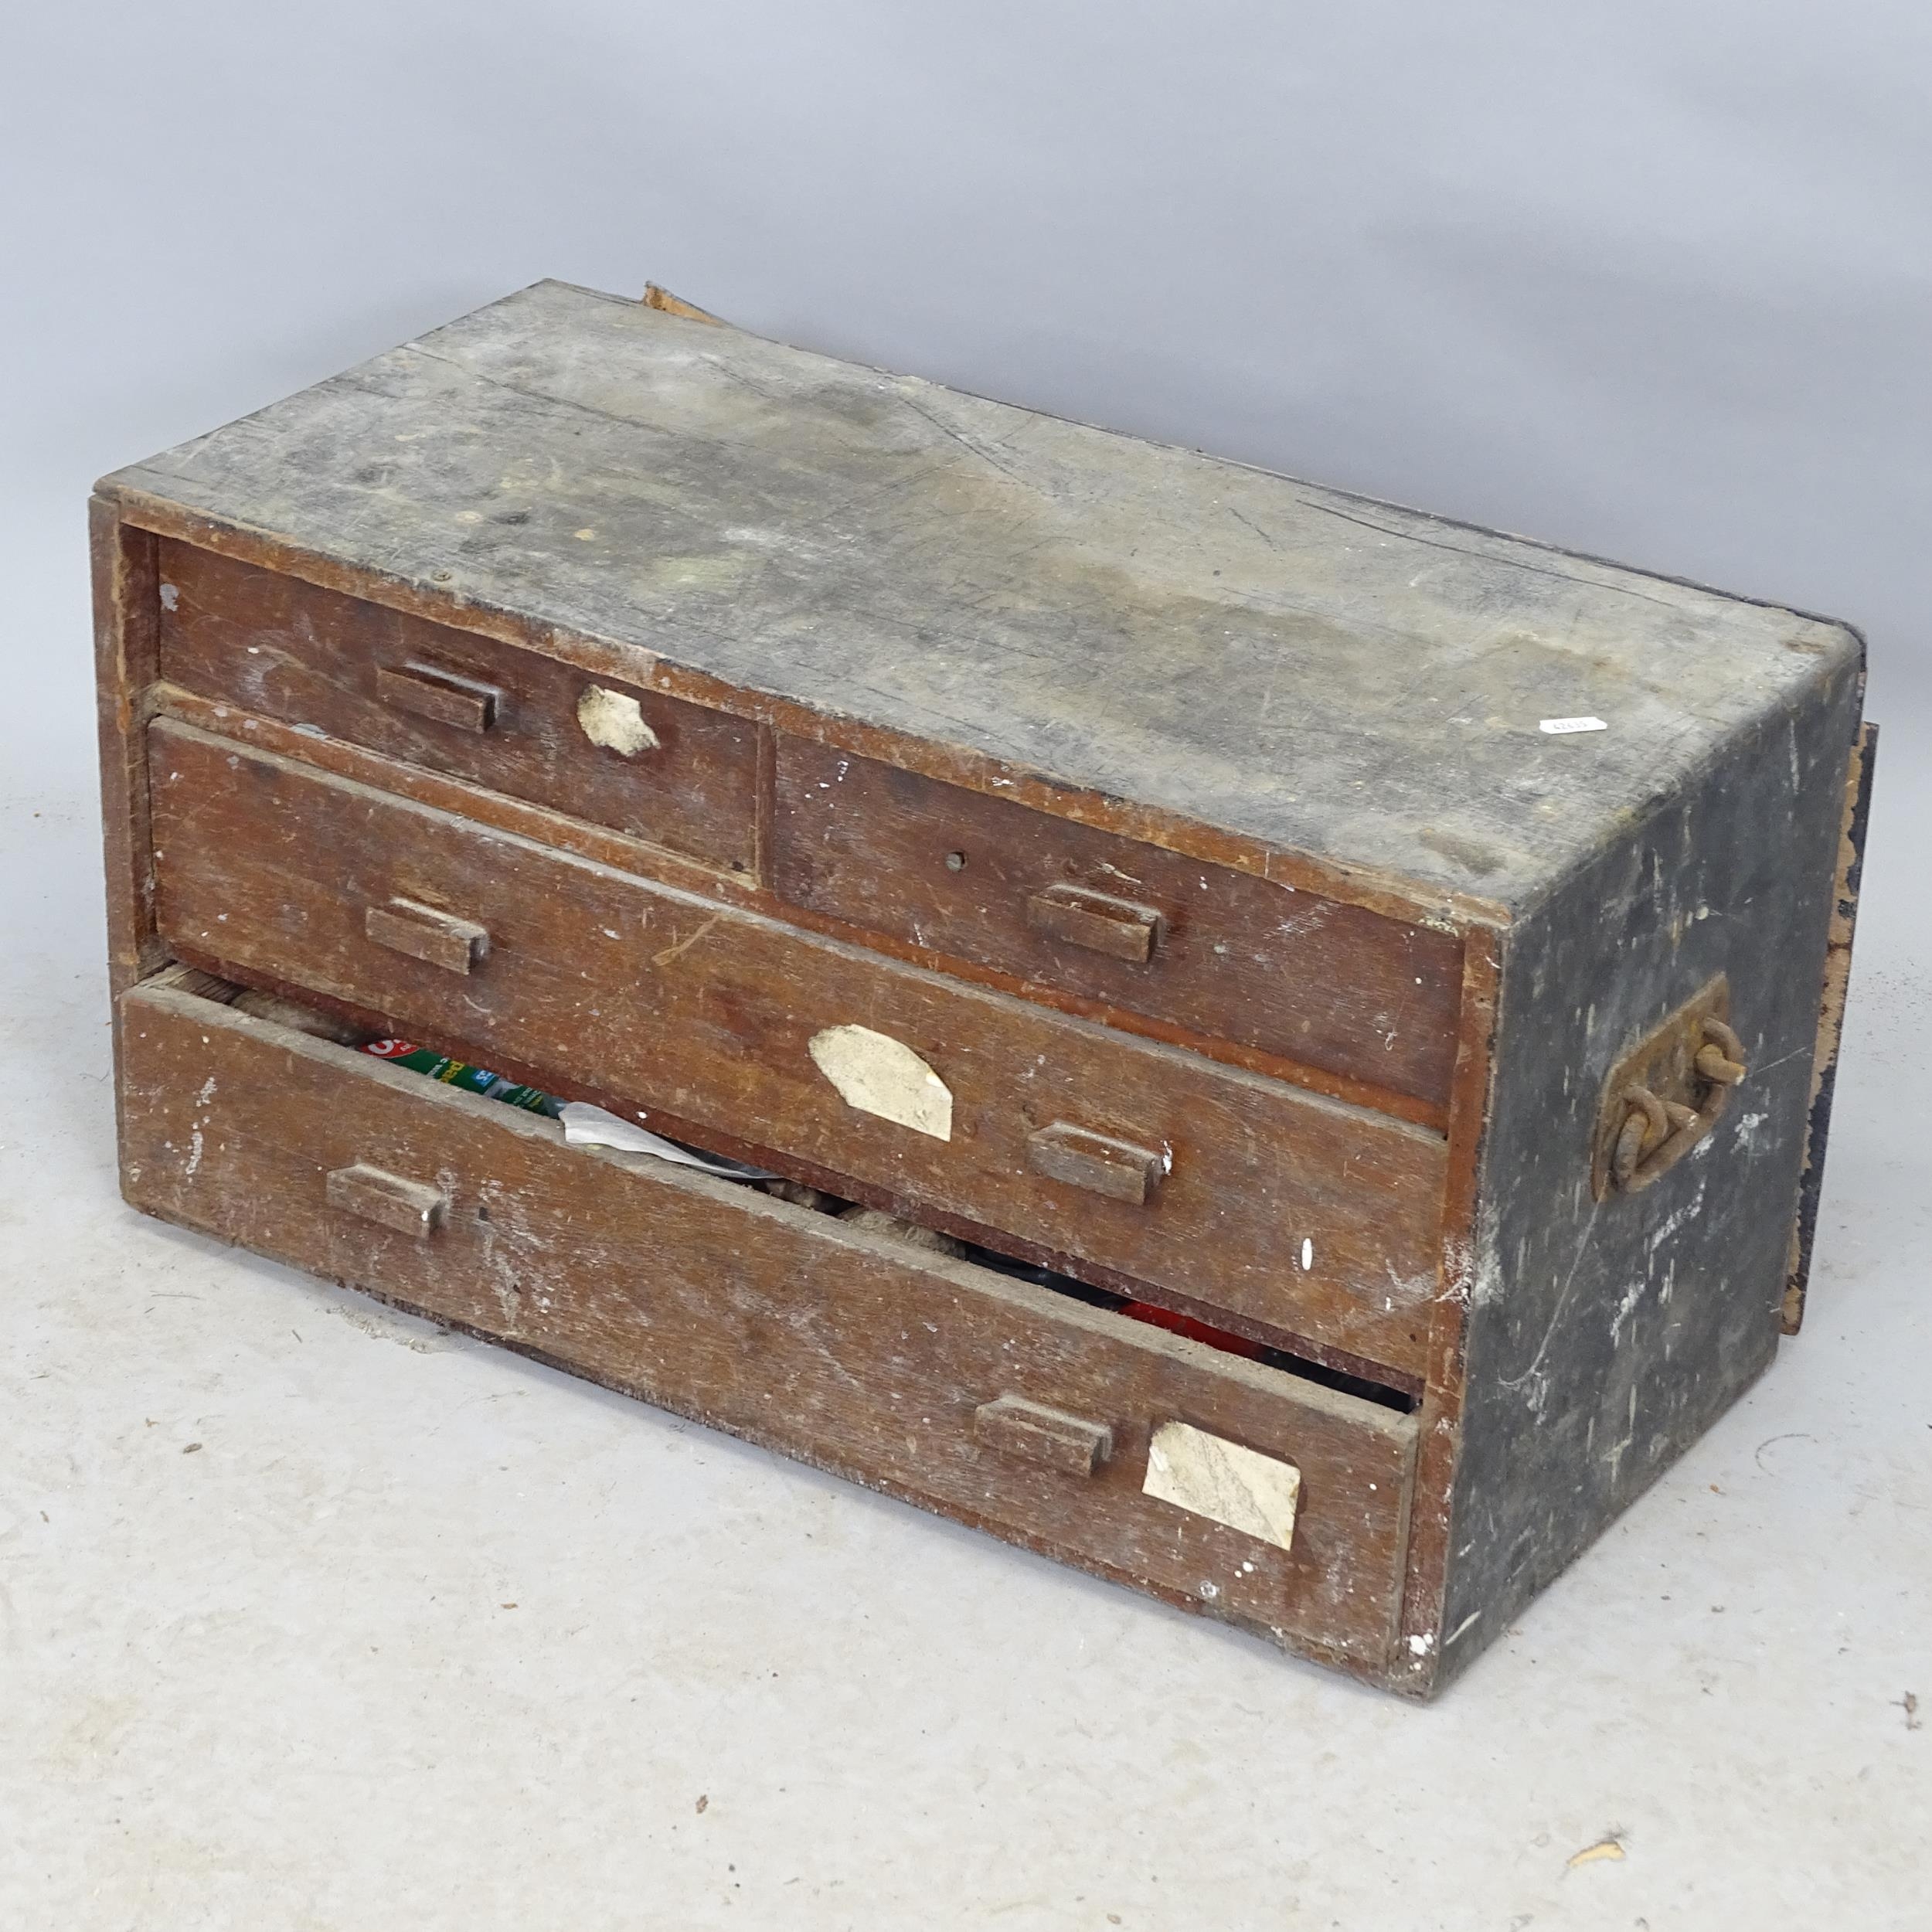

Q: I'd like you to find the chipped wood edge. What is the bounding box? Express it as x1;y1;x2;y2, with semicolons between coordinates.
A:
1781;713;1877;1335
641;283;728;326
91;495;169;1196
1394;920;1504;1687
92;495;165;998
97;485;1512;939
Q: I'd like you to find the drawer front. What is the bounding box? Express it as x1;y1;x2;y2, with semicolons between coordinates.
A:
117;979;1420;1666
773;740;1465;1111
150;720;1447;1378
155;538;759;872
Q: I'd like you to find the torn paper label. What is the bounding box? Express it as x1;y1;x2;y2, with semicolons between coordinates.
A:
1538;716;1608;735
1142;1422;1301;1552
577;685;660;756
558;1102;774;1179
808;1025;952;1140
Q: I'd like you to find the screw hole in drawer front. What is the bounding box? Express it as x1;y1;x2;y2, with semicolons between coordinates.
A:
771;738;1464;1114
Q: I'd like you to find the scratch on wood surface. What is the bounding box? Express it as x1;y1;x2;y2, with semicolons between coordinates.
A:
898;393;1035;488
1498;1197;1604;1413
1226;505;1282;550
651;913;723;968
1296;496;1684;611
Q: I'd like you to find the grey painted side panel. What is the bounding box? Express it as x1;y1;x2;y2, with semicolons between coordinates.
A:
1436;651;1863;1685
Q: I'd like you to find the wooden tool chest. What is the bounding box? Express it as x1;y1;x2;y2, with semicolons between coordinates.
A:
94;280;1874;1695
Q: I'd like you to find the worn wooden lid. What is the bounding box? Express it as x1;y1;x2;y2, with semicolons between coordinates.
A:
100;279;1860;910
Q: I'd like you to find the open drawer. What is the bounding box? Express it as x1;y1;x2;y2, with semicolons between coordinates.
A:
117;972;1420;1669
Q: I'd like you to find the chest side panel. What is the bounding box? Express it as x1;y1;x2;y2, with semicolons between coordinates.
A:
1434;652;1866;1687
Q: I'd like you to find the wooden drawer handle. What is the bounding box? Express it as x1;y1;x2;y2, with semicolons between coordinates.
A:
376;662;502;732
1025;883;1161;964
1026;1122;1165;1205
326;1162;447;1239
973;1394;1112;1476
365;897;490;975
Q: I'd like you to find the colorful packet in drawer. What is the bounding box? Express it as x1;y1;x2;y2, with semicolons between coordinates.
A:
361;1039;560;1116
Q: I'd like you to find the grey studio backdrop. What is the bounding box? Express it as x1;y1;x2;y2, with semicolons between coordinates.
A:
4;5;1929;1929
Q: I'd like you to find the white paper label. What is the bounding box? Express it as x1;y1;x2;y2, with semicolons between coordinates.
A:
1539;716;1608;735
808;1026;953;1140
577;685;660;756
1142;1423;1301;1552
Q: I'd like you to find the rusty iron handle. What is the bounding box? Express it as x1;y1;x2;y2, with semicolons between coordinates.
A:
1611;1017;1750;1192
1696;1018;1747;1086
1612;1085;1669;1189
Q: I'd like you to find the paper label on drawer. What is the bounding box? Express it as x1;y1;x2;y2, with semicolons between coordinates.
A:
808;1025;953;1140
1142;1422;1301;1552
577;684;660;756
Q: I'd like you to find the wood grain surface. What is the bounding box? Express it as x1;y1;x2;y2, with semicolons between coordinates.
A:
101;279;1862;907
148;719;1449;1378
775;738;1463;1108
155;536;760;872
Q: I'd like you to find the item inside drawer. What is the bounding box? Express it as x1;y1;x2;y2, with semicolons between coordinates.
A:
159;968;1421;1416
174;968;775;1179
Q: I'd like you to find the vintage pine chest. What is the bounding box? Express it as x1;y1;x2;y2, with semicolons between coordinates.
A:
94;280;1873;1696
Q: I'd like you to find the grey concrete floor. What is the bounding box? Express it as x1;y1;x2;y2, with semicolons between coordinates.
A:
3;515;1927;1927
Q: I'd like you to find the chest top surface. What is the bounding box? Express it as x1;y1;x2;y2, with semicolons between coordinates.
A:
101;279;1858;910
